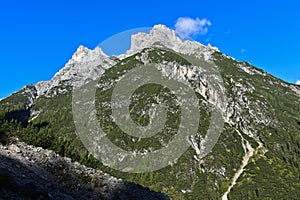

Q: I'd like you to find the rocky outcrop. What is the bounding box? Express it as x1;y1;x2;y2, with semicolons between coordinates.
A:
0;142;169;200
35;46;116;98
119;24;218;61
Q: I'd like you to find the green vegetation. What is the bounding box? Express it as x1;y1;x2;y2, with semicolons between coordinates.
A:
0;48;299;199
214;52;300;199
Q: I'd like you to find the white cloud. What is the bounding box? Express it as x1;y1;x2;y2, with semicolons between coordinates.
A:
296;80;300;85
175;17;211;38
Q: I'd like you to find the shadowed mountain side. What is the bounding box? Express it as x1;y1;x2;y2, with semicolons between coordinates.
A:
0;142;169;200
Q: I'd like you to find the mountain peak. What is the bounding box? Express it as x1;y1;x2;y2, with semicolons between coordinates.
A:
151;24;181;42
152;24;170;31
120;24;217;61
125;24;182;56
72;45;107;62
35;24;219;98
71;45;90;61
35;45;114;97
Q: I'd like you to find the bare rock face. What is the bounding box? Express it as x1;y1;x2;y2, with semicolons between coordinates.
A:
0;142;169;200
35;46;116;98
19;25;219;105
119;24;218;61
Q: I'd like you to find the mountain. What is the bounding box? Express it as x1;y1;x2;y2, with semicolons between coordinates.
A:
0;25;299;199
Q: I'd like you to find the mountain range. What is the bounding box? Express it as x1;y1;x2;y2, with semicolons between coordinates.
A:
0;25;299;199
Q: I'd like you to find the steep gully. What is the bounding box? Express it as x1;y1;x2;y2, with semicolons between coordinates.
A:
221;131;264;200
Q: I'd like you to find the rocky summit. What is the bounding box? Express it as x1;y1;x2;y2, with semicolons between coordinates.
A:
0;25;299;199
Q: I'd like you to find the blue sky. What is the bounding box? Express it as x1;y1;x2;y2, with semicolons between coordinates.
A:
0;0;300;98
